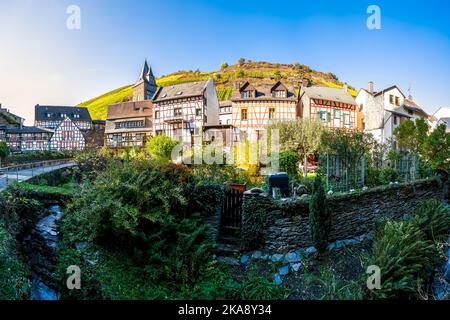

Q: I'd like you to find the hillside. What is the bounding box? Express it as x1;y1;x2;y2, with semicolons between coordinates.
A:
79;61;358;120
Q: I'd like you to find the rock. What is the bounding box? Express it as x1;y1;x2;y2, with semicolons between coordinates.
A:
362;186;369;191
300;194;309;200
294;185;308;197
240;255;250;265
433;280;449;300
249;188;264;194
217;256;240;266
279;265;290;276
252;251;262;260
343;239;360;247
327;190;334;195
334;241;344;251
305;247;317;256
327;243;336;251
284;252;301;263
444;260;450;282
261;254;269;260
349;189;356;193
274;274;283;286
271;254;284;263
291;263;302;272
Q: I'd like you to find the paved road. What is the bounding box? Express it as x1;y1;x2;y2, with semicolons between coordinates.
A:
0;162;76;192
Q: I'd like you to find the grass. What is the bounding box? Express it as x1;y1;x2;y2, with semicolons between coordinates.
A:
78;85;133;120
16;181;77;196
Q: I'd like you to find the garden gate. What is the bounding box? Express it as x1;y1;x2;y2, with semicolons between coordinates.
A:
221;188;244;229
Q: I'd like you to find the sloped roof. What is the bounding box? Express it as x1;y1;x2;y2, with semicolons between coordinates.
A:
35;105;92;122
232;82;297;101
107;101;153;120
153;80;210;102
302;86;356;105
403;98;428;117
6;126;53;134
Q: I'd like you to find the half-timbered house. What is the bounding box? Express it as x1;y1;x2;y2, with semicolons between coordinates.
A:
48;117;86;151
300;85;358;130
152;79;220;147
5;127;52;153
230;81;299;141
105;101;153;148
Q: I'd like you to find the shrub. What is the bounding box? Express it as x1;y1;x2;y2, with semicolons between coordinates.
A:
370;220;436;299
146;135;179;163
309;175;331;253
379;167;399;185
242;195;272;250
410;199;450;242
278;150;300;176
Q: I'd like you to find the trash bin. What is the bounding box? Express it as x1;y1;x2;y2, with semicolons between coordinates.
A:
268;173;289;197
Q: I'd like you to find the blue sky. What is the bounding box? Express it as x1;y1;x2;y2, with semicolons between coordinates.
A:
0;0;449;123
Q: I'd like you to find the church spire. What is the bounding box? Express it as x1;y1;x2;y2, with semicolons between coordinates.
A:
133;59;158;101
137;59;150;83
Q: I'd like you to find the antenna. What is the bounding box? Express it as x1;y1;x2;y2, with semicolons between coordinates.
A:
408;82;413;99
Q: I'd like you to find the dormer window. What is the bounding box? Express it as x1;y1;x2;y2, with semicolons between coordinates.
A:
241;91;254;99
273;90;287;98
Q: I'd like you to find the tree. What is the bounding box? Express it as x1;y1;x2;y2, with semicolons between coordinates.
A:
237;58;246;66
309;175;331;253
274;69;282;80
267;119;325;176
278;150;300;176
422;124;450;177
0;141;10;168
393;118;428;154
220;62;229;70
146;135;179;163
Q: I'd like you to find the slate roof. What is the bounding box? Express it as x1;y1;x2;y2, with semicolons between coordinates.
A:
231;82;297;101
6;126;53;134
107;101;153;120
153;80;211;103
35;105;92;122
302;86;357;105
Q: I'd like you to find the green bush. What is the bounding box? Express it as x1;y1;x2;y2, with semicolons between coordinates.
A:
309;175;331;253
378;168;399;185
242;195;272;250
411;199;450;242
278;150;300;176
146;135;179;163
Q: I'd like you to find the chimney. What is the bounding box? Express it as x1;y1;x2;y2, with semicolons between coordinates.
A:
368;81;374;94
343;83;348;92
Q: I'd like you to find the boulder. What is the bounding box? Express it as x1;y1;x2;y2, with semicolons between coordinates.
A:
284;252;301;263
291;263;302;272
271;254;284;263
279;265;290;276
305;246;318;256
217;256;240;266
274;274;283;286
252;251;262;260
240;255;250;265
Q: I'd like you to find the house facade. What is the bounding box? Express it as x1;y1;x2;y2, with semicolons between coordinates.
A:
300;85;359;130
152;79;219;147
355;83;429;144
35;105;92;131
230;81;299;141
1;105;52;152
48;117;86;151
105;101;153;148
431;107;450;132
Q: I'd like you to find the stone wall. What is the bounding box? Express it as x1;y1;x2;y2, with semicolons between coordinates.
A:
243;178;444;253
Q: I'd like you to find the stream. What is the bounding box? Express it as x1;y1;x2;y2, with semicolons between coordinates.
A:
24;205;63;300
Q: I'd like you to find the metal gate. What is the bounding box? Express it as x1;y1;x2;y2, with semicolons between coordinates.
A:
221;188;244;228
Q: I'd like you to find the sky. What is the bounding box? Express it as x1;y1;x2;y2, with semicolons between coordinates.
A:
0;0;449;124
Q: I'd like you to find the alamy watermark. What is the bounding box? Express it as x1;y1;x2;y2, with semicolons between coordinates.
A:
367;5;382;30
66;5;81;30
66;265;81;290
366;265;381;290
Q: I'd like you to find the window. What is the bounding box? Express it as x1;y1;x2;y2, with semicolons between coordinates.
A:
343;112;350;127
273;90;286;98
156;130;164;136
318;111;330;122
334;109;341;119
241;109;248;121
154;111;160;119
389;95;394;104
241;92;249;99
196;108;202;116
241;91;254;98
174;108;182;117
395;96;400;106
394;116;398;125
269;108;276;119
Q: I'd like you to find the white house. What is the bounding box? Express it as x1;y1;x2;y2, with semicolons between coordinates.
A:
152;79;220;147
431;107;450;132
355;82;429;144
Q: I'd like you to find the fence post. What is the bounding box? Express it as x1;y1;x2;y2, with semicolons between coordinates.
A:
326;154;330;191
361;155;365;188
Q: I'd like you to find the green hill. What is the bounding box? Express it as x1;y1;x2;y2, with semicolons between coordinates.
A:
79;60;358;120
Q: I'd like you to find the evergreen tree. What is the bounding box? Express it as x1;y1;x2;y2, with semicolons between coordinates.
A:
309;175;331;253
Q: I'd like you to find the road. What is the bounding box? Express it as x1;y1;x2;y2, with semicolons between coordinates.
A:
0;162;76;192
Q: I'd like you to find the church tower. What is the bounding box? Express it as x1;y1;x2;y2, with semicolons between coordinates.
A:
132;60;157;101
